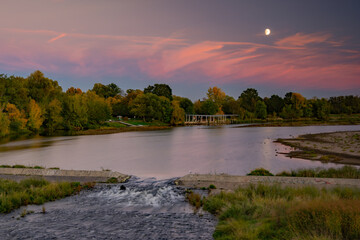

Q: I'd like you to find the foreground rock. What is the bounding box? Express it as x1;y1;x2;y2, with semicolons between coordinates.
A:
176;174;360;191
0;168;130;183
277;130;360;165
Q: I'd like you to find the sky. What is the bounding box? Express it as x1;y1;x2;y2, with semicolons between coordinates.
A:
1;0;359;100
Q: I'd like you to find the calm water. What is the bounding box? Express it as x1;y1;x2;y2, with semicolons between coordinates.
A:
0;125;359;179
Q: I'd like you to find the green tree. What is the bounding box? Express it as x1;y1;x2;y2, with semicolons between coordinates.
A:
255;100;267;119
131;93;172;122
26;70;62;104
265;95;284;115
222;96;237;114
86;91;112;125
144;84;173;100
27;99;44;132
0;108;10;137
92;83;122;99
62;94;88;130
239;88;261;113
179;98;194;114
44;99;63;133
200;99;219;115
313;98;330;121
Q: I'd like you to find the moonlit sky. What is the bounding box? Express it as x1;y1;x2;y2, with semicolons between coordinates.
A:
1;0;359;100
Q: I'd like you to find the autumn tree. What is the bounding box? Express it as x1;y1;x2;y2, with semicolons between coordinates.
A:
207;86;226;114
170;101;185;125
66;87;83;95
6;103;27;132
27;99;44;132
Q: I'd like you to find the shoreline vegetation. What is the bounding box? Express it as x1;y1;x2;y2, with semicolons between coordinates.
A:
198;184;360;239
182;166;360;240
1;71;359;141
0;178;95;213
277;131;360;165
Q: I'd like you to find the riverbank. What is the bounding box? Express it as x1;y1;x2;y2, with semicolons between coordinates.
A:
0;168;130;183
277;131;360;165
176;173;360;191
76;125;171;136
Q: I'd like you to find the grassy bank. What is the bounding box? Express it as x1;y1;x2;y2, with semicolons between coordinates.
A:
77;125;171;135
247;166;360;179
233;114;360;127
0;178;94;213
199;184;360;239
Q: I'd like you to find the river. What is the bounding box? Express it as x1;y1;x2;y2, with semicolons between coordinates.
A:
0;124;359;179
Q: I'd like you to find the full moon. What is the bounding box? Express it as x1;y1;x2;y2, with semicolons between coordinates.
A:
265;28;271;36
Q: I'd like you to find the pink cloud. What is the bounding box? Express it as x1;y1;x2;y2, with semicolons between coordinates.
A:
48;33;67;43
0;28;359;90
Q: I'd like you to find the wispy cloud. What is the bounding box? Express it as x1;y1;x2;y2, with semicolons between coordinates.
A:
0;28;359;90
48;33;67;43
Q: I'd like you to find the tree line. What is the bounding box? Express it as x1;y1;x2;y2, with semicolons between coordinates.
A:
0;71;359;137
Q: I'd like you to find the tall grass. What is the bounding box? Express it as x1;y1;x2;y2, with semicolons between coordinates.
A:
202;184;360;240
276;165;360;179
0;178;94;213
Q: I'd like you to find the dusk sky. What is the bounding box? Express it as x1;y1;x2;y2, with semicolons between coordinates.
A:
1;0;359;100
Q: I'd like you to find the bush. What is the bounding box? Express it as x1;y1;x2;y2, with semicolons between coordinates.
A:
247;168;274;176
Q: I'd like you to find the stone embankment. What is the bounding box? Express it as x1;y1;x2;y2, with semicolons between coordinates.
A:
0;168;130;183
176;174;360;191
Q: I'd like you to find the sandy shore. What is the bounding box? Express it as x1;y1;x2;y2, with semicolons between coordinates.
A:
277;131;360;165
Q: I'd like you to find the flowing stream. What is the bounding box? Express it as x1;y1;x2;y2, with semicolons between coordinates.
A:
0;178;216;239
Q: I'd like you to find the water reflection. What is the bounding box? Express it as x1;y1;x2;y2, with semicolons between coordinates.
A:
0;125;359;178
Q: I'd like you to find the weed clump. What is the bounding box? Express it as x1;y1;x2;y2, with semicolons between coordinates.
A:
185;190;203;210
106;177;118;183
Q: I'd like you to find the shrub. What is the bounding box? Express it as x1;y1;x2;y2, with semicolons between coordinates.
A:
209;184;216;189
247;168;274;176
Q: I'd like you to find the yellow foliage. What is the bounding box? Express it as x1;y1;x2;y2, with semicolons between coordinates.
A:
27;99;44;131
6;103;27;130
